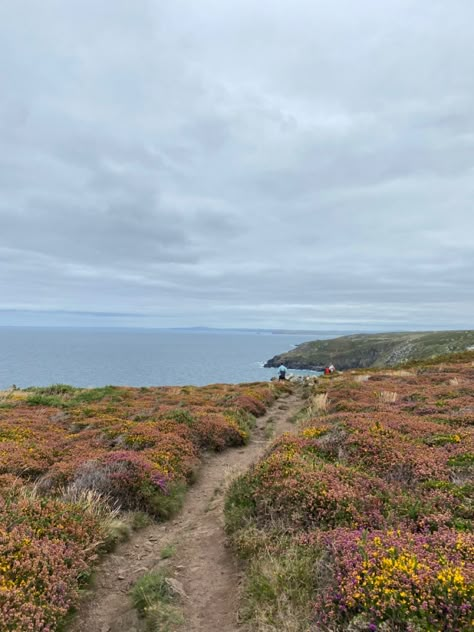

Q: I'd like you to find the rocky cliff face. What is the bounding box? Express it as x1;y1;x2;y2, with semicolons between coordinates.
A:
265;330;474;370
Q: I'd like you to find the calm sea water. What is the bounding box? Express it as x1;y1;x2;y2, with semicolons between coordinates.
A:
0;328;334;389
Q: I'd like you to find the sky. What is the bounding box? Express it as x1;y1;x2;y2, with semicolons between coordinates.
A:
1;0;473;331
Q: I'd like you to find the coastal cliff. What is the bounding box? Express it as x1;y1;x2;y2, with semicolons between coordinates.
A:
264;329;474;370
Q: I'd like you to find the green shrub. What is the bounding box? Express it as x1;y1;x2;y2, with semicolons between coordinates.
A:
449;453;474;467
130;511;154;530
224;474;257;536
160;544;176;559
141;481;187;521
101;518;132;552
424;433;462;446
28;384;76;396
68;386;124;405
164;409;196;426
26;393;64;407
132;570;173;614
132;570;183;632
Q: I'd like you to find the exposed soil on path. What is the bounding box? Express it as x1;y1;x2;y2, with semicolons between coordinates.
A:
70;389;303;632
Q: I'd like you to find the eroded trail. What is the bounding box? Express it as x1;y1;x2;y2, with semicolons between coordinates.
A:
71;390;302;632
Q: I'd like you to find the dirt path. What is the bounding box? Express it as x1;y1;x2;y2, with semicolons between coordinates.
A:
70;390;303;632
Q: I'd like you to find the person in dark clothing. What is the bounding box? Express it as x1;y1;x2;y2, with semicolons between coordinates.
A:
278;364;287;380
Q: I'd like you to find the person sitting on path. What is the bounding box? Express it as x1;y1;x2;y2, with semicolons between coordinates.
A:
278;364;288;380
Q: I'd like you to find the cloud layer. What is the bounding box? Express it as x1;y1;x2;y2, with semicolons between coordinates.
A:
1;0;473;329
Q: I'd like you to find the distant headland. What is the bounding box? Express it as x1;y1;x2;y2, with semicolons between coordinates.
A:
265;329;474;370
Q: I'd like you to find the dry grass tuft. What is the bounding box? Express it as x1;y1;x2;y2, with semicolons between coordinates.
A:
239;540;319;632
310;393;328;412
378;390;399;404
61;485;120;517
383;369;415;377
0;388;28;401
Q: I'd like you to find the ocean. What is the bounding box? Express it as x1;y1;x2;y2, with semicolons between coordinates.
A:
0;328;335;389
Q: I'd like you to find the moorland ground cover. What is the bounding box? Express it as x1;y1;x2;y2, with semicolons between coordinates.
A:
225;354;474;631
0;380;288;631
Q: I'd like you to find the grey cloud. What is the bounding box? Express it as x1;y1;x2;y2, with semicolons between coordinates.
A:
0;0;473;329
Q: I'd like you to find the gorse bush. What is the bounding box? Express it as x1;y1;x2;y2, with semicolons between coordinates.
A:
311;528;474;631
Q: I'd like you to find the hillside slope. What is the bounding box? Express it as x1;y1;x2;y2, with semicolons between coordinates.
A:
227;352;474;631
265;329;474;370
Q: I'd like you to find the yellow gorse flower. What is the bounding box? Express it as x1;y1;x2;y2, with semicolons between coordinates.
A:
302;426;329;439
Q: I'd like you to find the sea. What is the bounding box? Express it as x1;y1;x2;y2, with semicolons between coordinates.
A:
0;328;338;390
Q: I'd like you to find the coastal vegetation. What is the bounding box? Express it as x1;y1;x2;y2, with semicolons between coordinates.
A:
2;353;473;631
226;353;474;631
0;380;288;631
265;329;474;371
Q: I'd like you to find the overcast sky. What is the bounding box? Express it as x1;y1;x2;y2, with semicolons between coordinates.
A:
1;0;473;331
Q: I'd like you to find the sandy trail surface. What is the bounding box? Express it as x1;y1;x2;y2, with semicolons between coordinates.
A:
70;390;302;632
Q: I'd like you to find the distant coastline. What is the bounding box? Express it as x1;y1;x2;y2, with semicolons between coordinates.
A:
265;329;474;370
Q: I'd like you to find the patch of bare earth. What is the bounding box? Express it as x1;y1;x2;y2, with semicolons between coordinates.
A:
70;391;303;632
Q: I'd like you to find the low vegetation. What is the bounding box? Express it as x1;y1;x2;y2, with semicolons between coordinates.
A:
0;380;289;631
131;569;184;631
226;354;474;631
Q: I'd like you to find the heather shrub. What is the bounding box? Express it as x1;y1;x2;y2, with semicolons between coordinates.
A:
0;489;106;632
0;380;283;628
0;489;104;548
225;358;474;630
233;395;266;417
0;525;88;631
71;452;171;515
301;423;348;461
191;411;247;449
241;439;391;530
